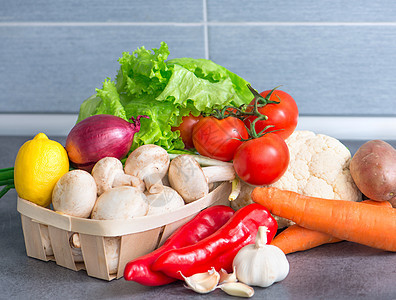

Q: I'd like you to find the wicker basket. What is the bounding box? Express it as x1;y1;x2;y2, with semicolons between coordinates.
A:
17;182;232;281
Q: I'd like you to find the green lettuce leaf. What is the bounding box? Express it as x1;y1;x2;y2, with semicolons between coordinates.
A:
95;79;127;119
156;64;237;112
76;42;252;151
76;94;102;123
76;79;127;123
122;95;186;150
167;57;252;106
116;42;171;97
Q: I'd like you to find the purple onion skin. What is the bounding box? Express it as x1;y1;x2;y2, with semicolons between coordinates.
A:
65;114;148;172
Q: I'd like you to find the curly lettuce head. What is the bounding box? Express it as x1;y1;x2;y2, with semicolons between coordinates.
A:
77;42;251;151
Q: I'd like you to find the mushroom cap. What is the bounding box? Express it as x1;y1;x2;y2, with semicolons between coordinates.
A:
68;232;84;263
52;169;97;218
92;157;124;196
124;144;170;180
91;186;148;220
145;186;185;215
168;155;208;203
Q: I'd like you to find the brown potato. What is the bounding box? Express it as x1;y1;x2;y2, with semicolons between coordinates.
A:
350;140;396;203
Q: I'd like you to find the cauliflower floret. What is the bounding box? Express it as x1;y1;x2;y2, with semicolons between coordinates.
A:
231;130;361;228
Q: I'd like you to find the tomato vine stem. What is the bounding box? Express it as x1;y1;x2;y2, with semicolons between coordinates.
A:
209;84;283;141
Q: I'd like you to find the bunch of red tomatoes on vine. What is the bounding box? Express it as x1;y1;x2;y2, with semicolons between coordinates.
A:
172;85;299;186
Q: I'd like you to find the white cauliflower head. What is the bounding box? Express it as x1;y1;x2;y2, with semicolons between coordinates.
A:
231;130;361;228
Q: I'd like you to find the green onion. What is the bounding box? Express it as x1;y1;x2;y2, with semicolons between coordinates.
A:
0;184;14;198
0;167;14;198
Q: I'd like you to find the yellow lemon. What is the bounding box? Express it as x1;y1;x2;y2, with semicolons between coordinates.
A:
14;133;69;207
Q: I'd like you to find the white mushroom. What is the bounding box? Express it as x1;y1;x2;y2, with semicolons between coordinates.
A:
91;186;148;220
161;173;171;187
70;232;120;273
40;227;83;263
145;186;185;215
168;155;236;203
68;232;84;263
103;238;121;275
90;186;148;275
91;157;145;195
124;144;170;194
52;169;97;218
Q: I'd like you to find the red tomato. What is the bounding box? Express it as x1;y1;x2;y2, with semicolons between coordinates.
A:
244;89;298;140
192;116;249;162
172;114;202;149
233;133;290;186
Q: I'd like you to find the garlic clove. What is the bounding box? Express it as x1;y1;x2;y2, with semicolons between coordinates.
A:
219;282;255;298
219;266;238;284
179;267;220;294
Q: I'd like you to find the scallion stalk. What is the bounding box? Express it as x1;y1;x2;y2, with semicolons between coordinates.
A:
0;167;14;198
0;184;14;198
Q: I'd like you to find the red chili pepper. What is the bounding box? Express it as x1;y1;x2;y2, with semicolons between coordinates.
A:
151;203;277;280
123;205;234;286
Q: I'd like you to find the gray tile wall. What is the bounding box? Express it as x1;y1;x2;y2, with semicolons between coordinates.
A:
1;0;396;116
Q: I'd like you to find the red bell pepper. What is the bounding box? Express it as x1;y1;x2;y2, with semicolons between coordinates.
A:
151;203;277;280
123;205;234;286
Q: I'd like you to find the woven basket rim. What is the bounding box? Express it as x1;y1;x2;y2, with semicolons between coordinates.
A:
17;182;232;237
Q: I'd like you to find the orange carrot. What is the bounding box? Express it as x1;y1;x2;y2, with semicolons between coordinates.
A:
271;225;341;254
363;199;393;208
270;200;392;254
251;187;396;252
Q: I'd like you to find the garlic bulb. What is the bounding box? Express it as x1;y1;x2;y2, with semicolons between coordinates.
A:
233;226;289;287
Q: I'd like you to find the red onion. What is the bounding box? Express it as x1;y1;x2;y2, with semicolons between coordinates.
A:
65;114;148;172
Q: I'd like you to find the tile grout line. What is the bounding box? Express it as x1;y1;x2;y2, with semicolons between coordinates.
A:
0;22;203;27
202;0;209;60
2;21;396;27
208;21;396;26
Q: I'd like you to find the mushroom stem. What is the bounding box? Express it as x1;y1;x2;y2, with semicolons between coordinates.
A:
124;144;170;194
92;157;145;195
168;155;236;204
139;168;165;194
202;165;235;183
112;172;133;186
113;172;145;192
169;153;233;167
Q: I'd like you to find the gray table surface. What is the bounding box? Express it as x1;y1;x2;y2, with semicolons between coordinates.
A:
0;136;395;300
